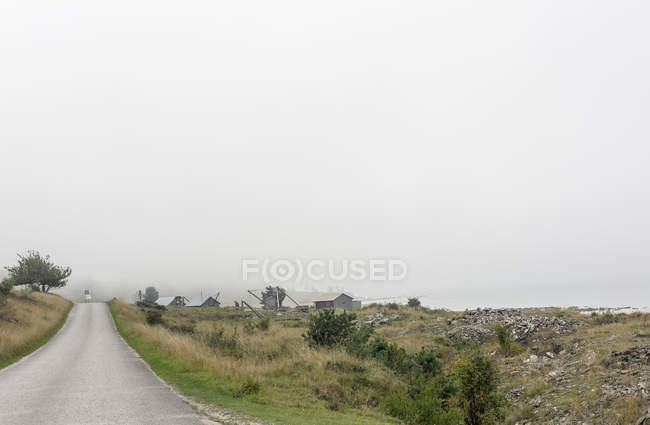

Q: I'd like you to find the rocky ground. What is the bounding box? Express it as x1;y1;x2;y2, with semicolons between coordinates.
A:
361;306;649;425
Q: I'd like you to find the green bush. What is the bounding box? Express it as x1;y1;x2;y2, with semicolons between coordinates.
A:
136;300;166;311
453;351;503;425
345;324;374;357
383;380;462;425
256;317;270;330
387;302;400;310
367;337;412;375
593;311;625;325
407;297;421;308
145;309;164;325
0;278;13;303
235;378;260;397
303;309;356;348
413;347;442;377
494;323;517;356
204;326;242;358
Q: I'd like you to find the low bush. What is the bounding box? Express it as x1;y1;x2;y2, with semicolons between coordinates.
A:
257;317;270;330
382;380;462;425
235;378;260;397
345;324;374;357
303;309;356;348
593;311;626;325
387;302;400;310
204;326;242;358
145;309;164;325
494;322;518;356
136;300;166;311
325;360;368;374
0;278;13;304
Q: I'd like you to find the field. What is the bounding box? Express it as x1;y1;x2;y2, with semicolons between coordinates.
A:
0;290;72;369
108;300;649;425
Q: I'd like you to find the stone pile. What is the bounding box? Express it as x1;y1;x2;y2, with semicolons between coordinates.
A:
449;308;583;342
362;311;400;326
610;345;650;368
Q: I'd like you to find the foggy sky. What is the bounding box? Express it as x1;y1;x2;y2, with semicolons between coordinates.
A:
1;1;649;309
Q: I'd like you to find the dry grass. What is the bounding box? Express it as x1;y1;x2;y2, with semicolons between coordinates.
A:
110;300;400;424
0;290;72;368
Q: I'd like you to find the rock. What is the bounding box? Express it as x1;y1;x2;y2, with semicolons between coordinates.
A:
450;308;583;342
524;354;539;363
448;325;493;345
545;351;555;359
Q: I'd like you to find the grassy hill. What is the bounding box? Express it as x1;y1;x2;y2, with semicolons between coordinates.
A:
0;290;72;369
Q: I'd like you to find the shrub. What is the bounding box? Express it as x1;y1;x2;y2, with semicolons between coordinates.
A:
257;317;270;330
205;326;242;358
453;351;503;425
345;324;374;357
303;309;356;348
407;298;421;308
367;337;412;374
387;302;400;310
494;322;517;356
325;360;368;374
413;347;442;377
136;300;166;311
594;311;626;325
235;378;260;397
0;278;12;304
383;380;462;425
166;323;195;334
145;309;164;325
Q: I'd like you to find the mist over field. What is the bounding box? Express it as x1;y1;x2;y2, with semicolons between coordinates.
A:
1;1;649;310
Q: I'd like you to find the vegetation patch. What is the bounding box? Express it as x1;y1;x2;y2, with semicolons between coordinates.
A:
0;291;72;370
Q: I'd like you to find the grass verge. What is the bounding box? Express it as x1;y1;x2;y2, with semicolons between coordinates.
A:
0;291;73;370
107;300;398;425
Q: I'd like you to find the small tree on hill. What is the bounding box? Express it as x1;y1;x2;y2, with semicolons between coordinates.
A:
5;251;71;293
303;309;356;347
261;286;286;309
454;351;503;425
407;297;421;307
143;286;159;302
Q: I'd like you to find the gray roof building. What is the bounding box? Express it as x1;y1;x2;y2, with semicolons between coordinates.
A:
185;296;220;308
313;293;361;310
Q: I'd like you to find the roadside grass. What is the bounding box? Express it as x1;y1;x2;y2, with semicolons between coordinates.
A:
108;299;400;425
0;290;72;370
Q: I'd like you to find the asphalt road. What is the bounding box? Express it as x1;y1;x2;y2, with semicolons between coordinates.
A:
0;302;203;425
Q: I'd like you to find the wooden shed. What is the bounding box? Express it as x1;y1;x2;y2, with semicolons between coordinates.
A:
313;293;361;310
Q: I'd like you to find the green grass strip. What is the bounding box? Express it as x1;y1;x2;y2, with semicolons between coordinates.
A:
107;300;397;425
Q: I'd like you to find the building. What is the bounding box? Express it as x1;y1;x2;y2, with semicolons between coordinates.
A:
155;296;187;307
313;293;361;310
185;296;220;308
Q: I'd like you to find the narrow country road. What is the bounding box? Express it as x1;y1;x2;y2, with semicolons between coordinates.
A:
0;303;203;425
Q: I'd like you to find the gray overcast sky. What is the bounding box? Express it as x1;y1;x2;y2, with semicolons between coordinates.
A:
1;1;649;308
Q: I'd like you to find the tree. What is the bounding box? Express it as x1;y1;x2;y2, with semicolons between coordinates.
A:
143;286;159;302
407;297;421;307
453;351;503;425
261;286;286;309
5;251;72;293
